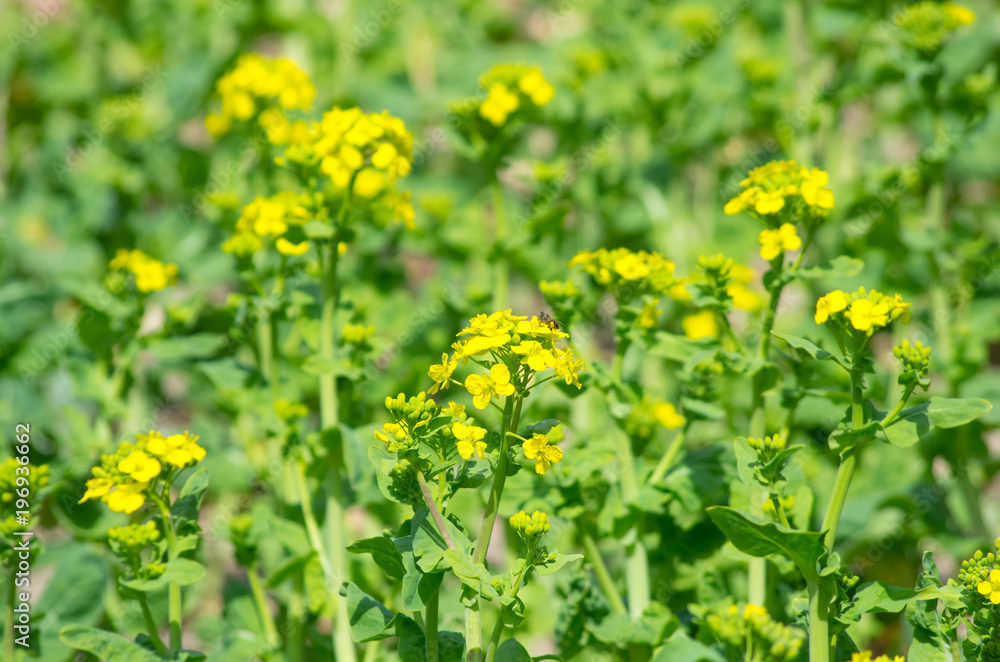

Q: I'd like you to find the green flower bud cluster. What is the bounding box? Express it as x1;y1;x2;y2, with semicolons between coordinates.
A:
706;604;804;662
342;322;375;348
144;560;167;579
0;459;51;505
959;542;1000;595
894;340;932;389
274;398;309;423
540;280;580;305
230;514;258;567
108;522;161;554
979;626;1000;661
510;510;550;546
387;463;422;506
385;391;440;424
693;254;735;309
748;433;787;462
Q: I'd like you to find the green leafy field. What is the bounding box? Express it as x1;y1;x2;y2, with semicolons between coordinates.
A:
2;1;1000;661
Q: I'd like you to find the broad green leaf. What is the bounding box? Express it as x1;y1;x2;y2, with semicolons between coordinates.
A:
35;545;109;662
410;508;473;573
652;630;726;662
442;548;500;601
795;256;864;280
534;551;583;576
59;626;162;662
706;506;826;582
588;601;677;646
495;638;532;662
347;535;406;581
879;397;993;447
345;582;398;643
522;419;561;436
120;558;207;592
171;467;209;526
771;332;847;368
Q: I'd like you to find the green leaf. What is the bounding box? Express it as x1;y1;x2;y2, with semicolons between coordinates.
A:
795;256;864;280
534;552;583;576
652;630;726;662
59;626;162;662
147;333;224;361
522;419;561;436
304;221;335;238
879;397;993;448
345;582;398;642
347;535;406;581
771;332;848;368
410;508;473;573
495;638;532;662
266;551;317;588
706;506;826;582
588;601;677;646
398;535;445;612
442;548;500;601
120;558;206;592
171;467;209;525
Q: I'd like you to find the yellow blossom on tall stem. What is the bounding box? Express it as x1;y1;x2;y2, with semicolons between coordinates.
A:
465;364;516;409
522;434;564;474
758;223;802;261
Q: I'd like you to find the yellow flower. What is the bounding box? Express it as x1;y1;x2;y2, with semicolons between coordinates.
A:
614;253;651;280
444;402;466;419
78;477;114;504
374;422;406;444
428;353;458;394
117;450;162;483
142;431;205;468
682;310;718;340
978;568;1000;604
108;249;178;293
276;238;309;256
480;84;520;126
465;364;516;409
107;483;147;514
758;223;802;261
511;341;556;372
814;290;848;324
654;402;685;429
515;317;569;339
800;168;835;209
522;434;563;475
353;168;387;198
452;422;488;459
552;347;584;388
724;160;834;218
850;653;905;662
639;299;660;329
518;69;555;106
754;191;785;215
846;298;889;332
947;4;975;25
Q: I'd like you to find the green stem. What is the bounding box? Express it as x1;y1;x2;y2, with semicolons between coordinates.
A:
248;562;279;647
484;564;530;662
491;173;509;312
292;461;332;575
807;582;829;662
318;241;356;662
610;341;650;619
152;494;182;655
466;396;521;662
769;493;791;528
426;590;440;662
783;0;813;164
288;575;306;662
649;429;686;485
138;594;168;656
416;466;455;550
581;532;628;615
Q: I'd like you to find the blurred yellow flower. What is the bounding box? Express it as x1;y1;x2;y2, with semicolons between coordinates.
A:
758;223;802;261
682;310;718;340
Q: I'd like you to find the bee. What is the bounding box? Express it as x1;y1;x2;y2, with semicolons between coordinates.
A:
538;311;562;331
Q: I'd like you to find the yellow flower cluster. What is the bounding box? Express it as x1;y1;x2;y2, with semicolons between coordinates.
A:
682;310;718;340
850;653;905;662
222;191;317;257
79;431;205;514
706;603;805;662
280;107;415;225
893;2;975;52
724;160;834;218
477;64;555;126
569;248;685;299
109;249;178;293
205;53;316;139
758;223;802;261
428;310;584;406
978;569;1000;605
814;288;911;333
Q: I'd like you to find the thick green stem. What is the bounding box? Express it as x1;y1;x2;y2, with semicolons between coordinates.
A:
426;590;440;662
491;174;508;312
581;532;627;615
288;576;306;662
466;397;520;662
317;241;356;662
138;594;168;656
783;0;813;164
649;429;686;485
248;562;279;647
807;582;830;662
769;493;791;528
